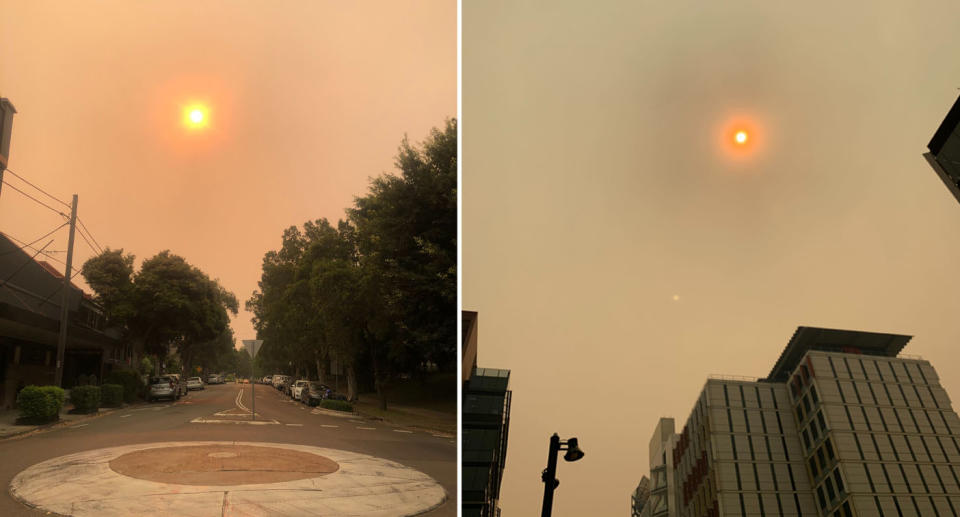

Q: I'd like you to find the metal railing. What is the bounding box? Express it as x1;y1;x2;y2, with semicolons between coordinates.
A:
707;374;760;382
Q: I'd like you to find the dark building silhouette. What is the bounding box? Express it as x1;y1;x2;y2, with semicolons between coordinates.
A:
462;311;511;517
0;231;122;407
924;94;960;204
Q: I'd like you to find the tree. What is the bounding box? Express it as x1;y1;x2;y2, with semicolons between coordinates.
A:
82;249;237;376
247;119;457;410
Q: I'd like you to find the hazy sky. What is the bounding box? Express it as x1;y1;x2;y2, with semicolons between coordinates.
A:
464;1;960;515
1;1;455;349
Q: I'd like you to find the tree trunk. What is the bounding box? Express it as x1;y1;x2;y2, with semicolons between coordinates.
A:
346;362;358;402
315;350;324;384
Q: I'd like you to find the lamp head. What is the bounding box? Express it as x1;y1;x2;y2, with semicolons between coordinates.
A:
564;437;585;462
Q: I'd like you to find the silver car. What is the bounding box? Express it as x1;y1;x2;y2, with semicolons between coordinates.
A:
148;375;179;402
186;377;204;390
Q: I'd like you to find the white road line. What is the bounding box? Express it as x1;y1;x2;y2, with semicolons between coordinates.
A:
392;429;413;433
190;417;280;425
356;427;376;430
120;414;132;418
320;424;339;428
285;423;304;427
71;424;88;428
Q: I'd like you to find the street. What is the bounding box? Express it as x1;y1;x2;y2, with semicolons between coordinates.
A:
0;383;456;516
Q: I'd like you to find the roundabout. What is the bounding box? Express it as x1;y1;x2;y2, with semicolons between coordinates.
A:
10;441;446;516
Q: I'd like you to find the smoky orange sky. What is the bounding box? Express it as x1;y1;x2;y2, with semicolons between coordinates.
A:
0;2;455;351
464;1;960;515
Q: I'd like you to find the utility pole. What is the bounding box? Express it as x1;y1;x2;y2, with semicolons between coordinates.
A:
54;194;78;387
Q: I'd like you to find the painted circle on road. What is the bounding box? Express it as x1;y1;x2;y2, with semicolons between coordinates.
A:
11;441;446;516
109;444;339;485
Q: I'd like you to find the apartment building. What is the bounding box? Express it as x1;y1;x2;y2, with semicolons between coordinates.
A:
635;326;960;517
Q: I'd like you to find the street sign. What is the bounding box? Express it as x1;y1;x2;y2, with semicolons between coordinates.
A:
242;339;263;358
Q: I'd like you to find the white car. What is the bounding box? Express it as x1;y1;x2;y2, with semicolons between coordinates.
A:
186;377;204;390
290;380;309;400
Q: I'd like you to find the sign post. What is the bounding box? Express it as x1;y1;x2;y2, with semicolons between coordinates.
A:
242;340;263;421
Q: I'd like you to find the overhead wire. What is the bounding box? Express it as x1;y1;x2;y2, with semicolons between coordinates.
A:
1;178;70;218
3;232;69;268
0;222;69;257
77;218;103;254
0;239;55;287
2;168;71;208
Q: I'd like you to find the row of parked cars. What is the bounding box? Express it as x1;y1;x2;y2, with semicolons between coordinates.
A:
260;374;347;407
147;374;207;402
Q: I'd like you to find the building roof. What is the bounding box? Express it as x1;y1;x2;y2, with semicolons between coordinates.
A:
764;326;912;382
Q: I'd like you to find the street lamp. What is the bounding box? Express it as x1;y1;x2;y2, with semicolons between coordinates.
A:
540;433;585;517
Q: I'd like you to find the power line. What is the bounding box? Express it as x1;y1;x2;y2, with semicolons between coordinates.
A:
0;239;55;287
0;178;70;218
2;168;71;208
76;226;100;256
77;218;103;254
0;222;69;257
4;232;69;268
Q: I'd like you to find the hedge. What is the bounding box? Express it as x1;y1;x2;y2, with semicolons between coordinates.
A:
70;385;101;413
105;370;145;403
101;384;124;407
320;399;353;412
17;385;65;423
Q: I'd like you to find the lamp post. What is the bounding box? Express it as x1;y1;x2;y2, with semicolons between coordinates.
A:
540;433;585;517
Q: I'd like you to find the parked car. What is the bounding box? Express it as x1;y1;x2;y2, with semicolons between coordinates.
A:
273;375;291;391
290;380;309;400
167;374;188;397
186;377;204;390
206;374;221;384
147;375;179;402
303;382;330;406
262;375;273;385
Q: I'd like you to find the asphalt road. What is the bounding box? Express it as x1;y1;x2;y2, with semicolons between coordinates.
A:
0;382;456;516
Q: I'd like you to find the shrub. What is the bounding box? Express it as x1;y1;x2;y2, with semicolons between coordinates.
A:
70;385;101;413
320;399;353;412
17;385;65;423
105;370;145;403
101;384;124;407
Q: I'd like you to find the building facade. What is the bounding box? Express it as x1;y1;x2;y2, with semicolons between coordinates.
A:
635;326;960;517
462;311;512;517
0;231;123;408
634;476;651;517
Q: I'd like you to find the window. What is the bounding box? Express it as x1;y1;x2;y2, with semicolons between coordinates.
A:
803;428;811;450
825;438;836;461
817;447;827;470
803;394;812;414
811;385;820;404
810;456;819;478
833;468;845;494
825;476;837;501
818;411;828;432
817;486;827;509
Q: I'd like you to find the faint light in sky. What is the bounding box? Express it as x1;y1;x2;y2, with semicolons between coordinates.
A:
735;130;748;144
672;294;680;301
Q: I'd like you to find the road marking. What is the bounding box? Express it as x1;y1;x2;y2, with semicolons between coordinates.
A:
349;419;366;424
356;427;376;430
72;424;88;428
190;417;280;425
392;429;413;433
120;414;132;418
285;423;304;427
320;424;338;428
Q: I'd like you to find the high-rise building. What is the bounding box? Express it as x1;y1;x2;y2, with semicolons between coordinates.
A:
633;476;652;517
462;311;512;517
635;326;960;517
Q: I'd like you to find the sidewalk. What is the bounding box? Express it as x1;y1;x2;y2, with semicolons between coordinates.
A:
352;395;456;436
0;401;134;439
